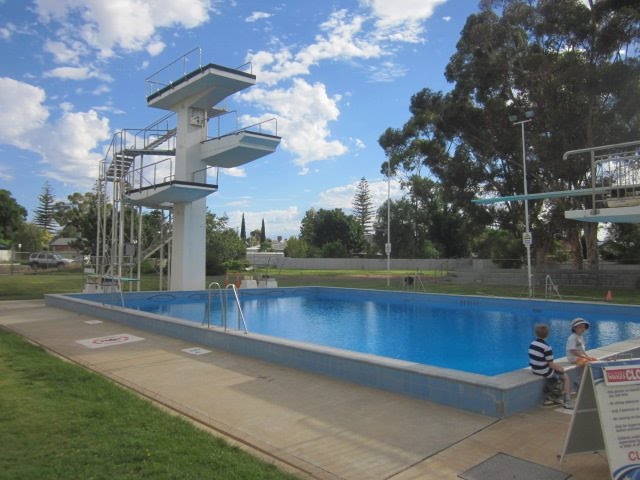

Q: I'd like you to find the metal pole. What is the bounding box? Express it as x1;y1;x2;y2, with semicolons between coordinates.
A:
520;121;533;298
386;162;391;287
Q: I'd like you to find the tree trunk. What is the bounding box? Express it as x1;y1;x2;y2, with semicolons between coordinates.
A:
570;230;584;270
585;222;599;270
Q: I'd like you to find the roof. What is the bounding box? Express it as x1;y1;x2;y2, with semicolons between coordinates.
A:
49;237;77;246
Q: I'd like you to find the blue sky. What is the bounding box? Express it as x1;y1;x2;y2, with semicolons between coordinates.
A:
0;0;480;239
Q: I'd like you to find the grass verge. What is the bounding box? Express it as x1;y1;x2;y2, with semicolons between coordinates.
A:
0;270;637;304
0;327;299;480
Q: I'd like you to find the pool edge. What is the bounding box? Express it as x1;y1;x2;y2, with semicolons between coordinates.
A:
44;292;640;419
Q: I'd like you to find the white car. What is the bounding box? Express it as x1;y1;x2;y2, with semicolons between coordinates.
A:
29;252;73;268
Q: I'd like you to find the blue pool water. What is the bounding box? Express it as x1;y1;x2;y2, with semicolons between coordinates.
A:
111;287;640;376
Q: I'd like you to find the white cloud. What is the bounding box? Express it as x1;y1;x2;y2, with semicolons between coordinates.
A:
0;77;110;187
248;9;381;86
146;39;165;56
33;109;111;185
442;16;451;22
368;61;408;83
43;39;86;64
92;84;110;95
246;12;271;23
239;78;347;172
0;77;49;149
222;167;246;177
227;206;300;239
0;166;14;182
316;177;403;211
0;22;16;40
364;0;447;42
43;66;113;82
34;0;211;58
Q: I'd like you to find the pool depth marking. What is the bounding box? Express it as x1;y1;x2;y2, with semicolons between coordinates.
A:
76;333;144;349
182;347;211;355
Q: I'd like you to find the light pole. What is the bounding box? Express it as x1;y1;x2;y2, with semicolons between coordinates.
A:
386;161;391;287
509;111;534;297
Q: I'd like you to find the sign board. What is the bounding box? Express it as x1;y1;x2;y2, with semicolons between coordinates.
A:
562;360;640;480
385;243;391;255
522;232;532;246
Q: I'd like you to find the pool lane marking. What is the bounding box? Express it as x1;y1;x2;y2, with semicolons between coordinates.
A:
182;347;211;355
76;333;145;349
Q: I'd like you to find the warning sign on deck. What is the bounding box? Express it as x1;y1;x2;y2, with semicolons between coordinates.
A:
76;333;145;349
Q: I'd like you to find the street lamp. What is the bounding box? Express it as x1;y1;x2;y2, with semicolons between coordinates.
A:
509;110;534;297
386;161;391;287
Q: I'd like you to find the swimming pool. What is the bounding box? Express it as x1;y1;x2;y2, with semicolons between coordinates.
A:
102;287;640;376
46;287;640;417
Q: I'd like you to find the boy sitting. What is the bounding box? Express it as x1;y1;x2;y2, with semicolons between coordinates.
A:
529;323;573;409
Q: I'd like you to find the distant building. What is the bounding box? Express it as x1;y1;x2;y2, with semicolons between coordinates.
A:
49;237;79;253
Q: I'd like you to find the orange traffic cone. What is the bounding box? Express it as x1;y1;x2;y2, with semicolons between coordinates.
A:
606;290;612;301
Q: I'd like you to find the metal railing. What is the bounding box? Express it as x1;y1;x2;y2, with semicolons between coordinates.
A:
544;275;562;300
145;47;253;98
204;282;248;333
127;157;174;192
206;115;278;141
145;47;202;98
564;139;640;211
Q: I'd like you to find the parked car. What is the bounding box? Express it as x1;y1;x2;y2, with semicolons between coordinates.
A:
28;252;73;268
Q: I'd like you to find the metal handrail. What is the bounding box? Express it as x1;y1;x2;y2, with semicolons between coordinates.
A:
145;47;202;97
191;165;219;184
205;117;278;142
127;157;174;191
204;282;248;333
204;282;224;327
225;284;248;333
544;275;562;300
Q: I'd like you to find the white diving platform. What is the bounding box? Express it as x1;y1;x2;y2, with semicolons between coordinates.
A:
565;206;640;223
201;131;281;168
147;63;256;111
126;181;218;209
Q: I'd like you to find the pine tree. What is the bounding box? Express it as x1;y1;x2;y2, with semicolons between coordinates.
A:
240;213;246;242
33;182;57;234
260;218;266;243
352;177;375;234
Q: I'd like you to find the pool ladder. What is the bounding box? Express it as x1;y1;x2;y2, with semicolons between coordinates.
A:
544;275;562;300
203;282;248;333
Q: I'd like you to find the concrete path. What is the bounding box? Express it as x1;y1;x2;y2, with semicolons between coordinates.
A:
0;300;610;479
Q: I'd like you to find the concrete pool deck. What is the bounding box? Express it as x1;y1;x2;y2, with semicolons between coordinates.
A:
0;299;611;479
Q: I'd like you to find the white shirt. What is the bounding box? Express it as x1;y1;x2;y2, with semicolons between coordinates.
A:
566;332;585;363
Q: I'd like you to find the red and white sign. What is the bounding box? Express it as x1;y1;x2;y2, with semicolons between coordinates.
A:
604;366;640;386
76;333;145;349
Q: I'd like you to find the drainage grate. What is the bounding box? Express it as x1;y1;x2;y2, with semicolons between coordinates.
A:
459;453;570;480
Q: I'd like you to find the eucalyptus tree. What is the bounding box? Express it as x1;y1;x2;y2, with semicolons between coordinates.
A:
379;0;640;269
372;176;473;259
0;189;27;244
300;208;365;257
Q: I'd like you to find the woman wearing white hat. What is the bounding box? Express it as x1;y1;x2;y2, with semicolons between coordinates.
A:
566;318;597;365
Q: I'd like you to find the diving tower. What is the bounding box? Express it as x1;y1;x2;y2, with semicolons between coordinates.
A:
144;50;280;291
563;140;640;224
95;48;281;292
473;140;640;225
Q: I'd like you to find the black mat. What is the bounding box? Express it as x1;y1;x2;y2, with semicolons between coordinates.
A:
459;453;570;480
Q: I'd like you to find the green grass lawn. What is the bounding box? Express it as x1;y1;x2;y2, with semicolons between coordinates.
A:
0;269;637;304
0;328;299;480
